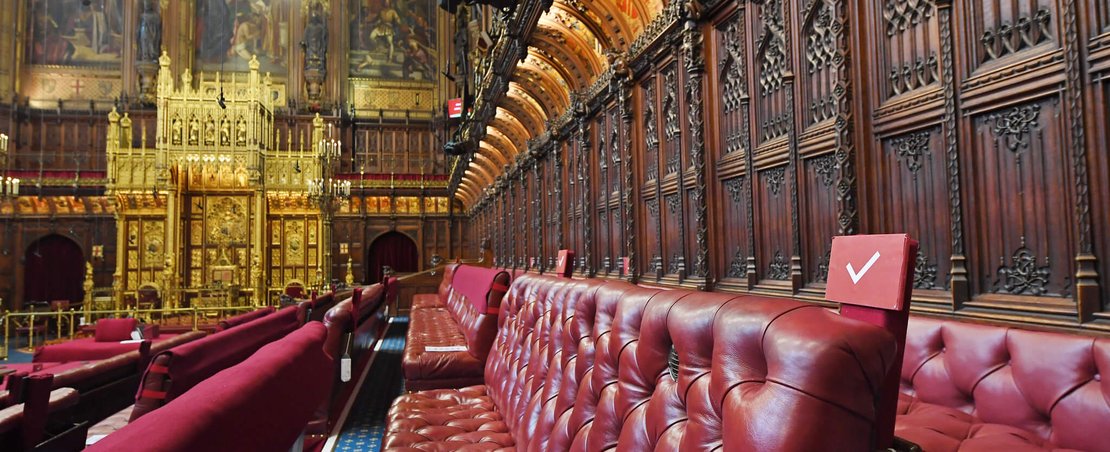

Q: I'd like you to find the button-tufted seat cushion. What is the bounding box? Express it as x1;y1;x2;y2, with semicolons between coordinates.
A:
403;265;511;391
384;273;900;451
896;316;1110;452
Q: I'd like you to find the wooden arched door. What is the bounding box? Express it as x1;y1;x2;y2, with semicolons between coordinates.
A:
23;234;85;308
365;231;418;284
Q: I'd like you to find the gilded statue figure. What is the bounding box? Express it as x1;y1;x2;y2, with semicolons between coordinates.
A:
235;118;247;145
188;116;200;144
204;117;216;144
220;119;231;146
171;118;182;144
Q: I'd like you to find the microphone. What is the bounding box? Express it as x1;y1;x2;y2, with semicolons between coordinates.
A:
217;89;227;109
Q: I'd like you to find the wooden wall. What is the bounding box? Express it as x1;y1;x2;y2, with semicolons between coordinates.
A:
469;0;1110;333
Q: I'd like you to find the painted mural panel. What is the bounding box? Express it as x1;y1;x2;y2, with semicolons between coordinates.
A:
348;0;437;81
195;0;291;74
26;0;125;67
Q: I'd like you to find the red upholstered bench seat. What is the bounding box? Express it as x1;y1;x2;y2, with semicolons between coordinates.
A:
32;333;184;363
403;264;511;391
87;323;334;452
384;273;899;451
128;305;302;422
895;316;1110;452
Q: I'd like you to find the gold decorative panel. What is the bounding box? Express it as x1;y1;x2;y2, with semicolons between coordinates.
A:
285;220;304;263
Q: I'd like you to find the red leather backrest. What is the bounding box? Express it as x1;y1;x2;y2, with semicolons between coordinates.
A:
479;273;898;450
129;306;299;422
216;307;274;331
322;300;353;361
443;265;511;361
88;324;332;452
436;264;460;302
901;316;1110;451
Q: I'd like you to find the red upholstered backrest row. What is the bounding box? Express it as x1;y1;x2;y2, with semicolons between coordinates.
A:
216;307;274;331
484;273;898;450
435;264;460;302
442;265;511;361
129;305;301;422
901;316;1110;452
88;323;333;452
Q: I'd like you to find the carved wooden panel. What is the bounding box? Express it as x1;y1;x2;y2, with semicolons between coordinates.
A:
873;127;952;293
967;0;1058;74
799;154;838;284
715;13;751;162
753;0;791;150
965;97;1073;300
800;0;840;126
755;165;792;282
879;0;940;101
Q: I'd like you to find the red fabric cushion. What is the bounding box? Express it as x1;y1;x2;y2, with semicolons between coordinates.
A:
94;318;138;342
87;323;332;452
32;335;182;363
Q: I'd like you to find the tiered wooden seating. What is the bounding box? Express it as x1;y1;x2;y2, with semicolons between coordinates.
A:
86;323;334;452
383;274;901;450
896;316;1110;452
0;374;84;451
402;264;511;390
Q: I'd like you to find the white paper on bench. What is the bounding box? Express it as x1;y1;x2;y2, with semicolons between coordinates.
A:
424;345;468;352
118;339;144;344
86;434;108;445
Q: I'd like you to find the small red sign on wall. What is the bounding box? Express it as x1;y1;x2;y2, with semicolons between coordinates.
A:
555;250;574;278
447;98;463;118
825;234;918;311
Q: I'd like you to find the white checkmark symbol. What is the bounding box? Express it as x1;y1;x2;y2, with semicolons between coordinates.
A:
846;251;881;284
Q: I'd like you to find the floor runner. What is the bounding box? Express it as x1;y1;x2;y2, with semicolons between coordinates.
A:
334;317;408;452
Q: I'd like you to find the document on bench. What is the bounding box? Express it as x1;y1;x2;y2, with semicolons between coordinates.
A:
118;339;144;344
424;345;468;352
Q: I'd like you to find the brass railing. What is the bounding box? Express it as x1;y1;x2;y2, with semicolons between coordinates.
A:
1;305;259;360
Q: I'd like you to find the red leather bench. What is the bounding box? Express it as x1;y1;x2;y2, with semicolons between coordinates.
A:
411;264;459;310
86;323;334;452
403;265;511;390
33;319;169;363
896;316;1110;452
128;305;302;422
384;273;900;450
307;283;390;435
215;307;274;331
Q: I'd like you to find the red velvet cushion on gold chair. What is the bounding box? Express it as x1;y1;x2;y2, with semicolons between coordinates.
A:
94;318;138;342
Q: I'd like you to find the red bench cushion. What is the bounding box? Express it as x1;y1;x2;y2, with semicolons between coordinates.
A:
897;316;1110;452
87;323;332;452
94;318;138;342
33;334;180;363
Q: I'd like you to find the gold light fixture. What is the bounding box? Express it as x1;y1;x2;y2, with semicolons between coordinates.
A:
307;135;351;204
0;134;17;198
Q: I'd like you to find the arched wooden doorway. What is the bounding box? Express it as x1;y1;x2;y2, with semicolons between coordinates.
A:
23;234;85;308
365;231;418;284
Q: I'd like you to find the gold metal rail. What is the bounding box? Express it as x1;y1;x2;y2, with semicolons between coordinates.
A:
0;305;259;360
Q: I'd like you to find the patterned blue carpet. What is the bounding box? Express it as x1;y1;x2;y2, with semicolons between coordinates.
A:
335;317;408;452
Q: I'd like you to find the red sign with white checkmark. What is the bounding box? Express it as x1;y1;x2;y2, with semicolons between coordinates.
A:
825;234;918;311
555;249;574;278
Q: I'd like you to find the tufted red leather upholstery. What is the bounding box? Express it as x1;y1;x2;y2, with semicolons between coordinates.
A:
412;264;459;310
896;316;1110;452
403;265;512;391
384;273;899;451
